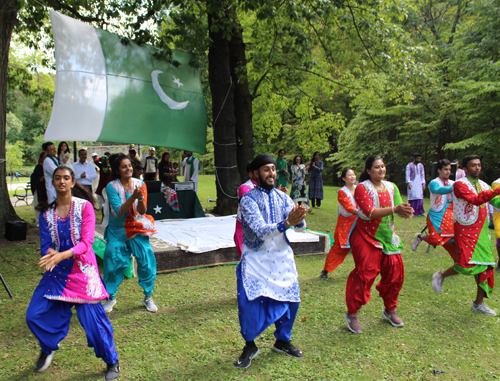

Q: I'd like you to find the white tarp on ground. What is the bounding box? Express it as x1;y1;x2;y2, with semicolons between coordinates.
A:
154;215;319;254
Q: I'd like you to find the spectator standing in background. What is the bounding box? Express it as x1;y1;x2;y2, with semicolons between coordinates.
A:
31;152;48;224
73;149;98;195
42;142;58;204
181;151;200;192
57;141;73;168
143;147;158;181
406;153;426;216
158;151;175;187
95;152;111;219
129;149;143;180
290;154;311;213
307;152;323;209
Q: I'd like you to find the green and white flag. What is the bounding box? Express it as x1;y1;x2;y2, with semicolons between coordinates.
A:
45;10;208;153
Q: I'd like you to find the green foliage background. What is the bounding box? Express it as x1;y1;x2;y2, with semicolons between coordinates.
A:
8;0;500;188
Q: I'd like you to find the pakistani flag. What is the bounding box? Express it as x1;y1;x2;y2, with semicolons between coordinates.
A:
45;10;208;153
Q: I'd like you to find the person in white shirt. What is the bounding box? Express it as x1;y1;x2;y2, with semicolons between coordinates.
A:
180;151;199;192
42;142;58;204
73;149;98;195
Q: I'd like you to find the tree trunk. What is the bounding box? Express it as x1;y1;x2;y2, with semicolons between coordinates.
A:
228;8;254;180
207;5;241;215
0;1;20;234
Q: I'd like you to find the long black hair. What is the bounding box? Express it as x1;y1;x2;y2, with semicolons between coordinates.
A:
110;153;132;180
310;151;320;163
37;151;46;166
292;154;302;166
36;166;95;213
340;168;355;185
359;156;383;183
57;141;70;156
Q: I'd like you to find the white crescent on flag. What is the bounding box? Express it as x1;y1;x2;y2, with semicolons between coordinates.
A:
151;70;189;110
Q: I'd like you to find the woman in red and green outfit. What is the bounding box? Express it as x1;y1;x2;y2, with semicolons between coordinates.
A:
345;156;414;334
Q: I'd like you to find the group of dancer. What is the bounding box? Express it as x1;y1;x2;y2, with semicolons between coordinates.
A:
26;153;161;380
25;151;500;376
320;154;500;336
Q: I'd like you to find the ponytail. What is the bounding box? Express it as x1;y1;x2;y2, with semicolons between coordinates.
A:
358;170;371;183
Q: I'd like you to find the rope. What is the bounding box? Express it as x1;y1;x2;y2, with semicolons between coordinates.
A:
212;76;233;128
212;76;237;146
213;141;237;146
214;167;239;199
211;76;239;199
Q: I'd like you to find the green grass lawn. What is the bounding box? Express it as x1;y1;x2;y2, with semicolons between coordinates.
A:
5;176;30;183
2;177;500;380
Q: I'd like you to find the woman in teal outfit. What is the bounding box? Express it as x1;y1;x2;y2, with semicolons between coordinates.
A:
102;154;159;314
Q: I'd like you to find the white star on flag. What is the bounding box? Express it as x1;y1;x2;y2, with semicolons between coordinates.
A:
173;76;184;88
153;205;162;214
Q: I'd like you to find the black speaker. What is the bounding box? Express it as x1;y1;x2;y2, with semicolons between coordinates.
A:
431;162;457;180
145;181;161;193
449;163;457;181
5;221;27;241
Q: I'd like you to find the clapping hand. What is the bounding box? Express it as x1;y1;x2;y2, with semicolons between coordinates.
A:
287;204;307;226
276;185;288;194
133;185;144;200
395;203;414;220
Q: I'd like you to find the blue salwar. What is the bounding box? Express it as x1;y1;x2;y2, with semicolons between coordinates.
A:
26;282;118;363
237;263;299;342
103;231;156;299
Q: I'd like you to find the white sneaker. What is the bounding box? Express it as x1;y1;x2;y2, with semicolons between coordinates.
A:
103;298;116;313
471;301;497;316
35;350;55;372
412;233;423;251
431;271;444;294
143;297;158;313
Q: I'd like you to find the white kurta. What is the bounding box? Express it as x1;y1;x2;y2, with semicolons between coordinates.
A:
181;156;199;192
43;156;58;204
240;186;305;302
405;162;426;201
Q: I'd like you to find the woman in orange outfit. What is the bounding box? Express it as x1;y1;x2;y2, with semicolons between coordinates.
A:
321;169;358;279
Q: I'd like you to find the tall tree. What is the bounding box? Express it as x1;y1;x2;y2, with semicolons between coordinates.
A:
0;0;135;231
0;0;22;232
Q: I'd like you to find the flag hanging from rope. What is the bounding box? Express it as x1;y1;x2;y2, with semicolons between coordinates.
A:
45;10;208;153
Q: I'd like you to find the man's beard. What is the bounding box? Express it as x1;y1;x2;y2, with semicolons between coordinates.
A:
258;172;275;191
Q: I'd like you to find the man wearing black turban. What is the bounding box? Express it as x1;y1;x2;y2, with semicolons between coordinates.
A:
234;153;307;368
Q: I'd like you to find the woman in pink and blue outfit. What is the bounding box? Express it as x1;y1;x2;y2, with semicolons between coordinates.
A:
26;166;119;380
